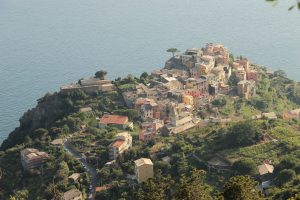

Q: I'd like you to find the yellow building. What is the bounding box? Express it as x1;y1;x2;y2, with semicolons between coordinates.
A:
134;158;154;183
182;94;194;106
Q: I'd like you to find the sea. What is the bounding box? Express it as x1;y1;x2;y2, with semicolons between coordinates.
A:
0;0;300;144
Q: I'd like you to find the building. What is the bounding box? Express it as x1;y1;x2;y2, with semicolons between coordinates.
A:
134;158;154;183
236;67;247;81
68;173;81;182
258;162;274;181
283;109;300;119
208;83;218;96
109;132;132;160
252;112;277;120
135;98;160;120
139;120;163;143
61;78;115;94
51;138;65;146
99;114;133;130
63;189;82;200
237;80;256;99
161;103;200;135
211;65;226;82
20;148;49;170
247;69;259;82
182;94;194;106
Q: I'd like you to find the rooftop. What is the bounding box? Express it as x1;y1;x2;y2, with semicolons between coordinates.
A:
258;163;274;176
99;114;128;125
134;158;153;167
63;189;82;200
111;139;125;148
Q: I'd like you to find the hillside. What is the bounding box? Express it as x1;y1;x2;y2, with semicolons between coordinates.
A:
2;45;300;200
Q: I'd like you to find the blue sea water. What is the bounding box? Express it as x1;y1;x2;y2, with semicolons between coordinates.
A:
0;0;300;144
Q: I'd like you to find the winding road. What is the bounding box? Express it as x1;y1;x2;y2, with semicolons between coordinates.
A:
64;139;97;200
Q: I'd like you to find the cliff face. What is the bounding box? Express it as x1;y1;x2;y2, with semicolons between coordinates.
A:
164;57;186;70
1;92;67;150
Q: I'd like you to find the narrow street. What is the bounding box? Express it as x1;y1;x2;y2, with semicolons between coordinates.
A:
64;139;97;200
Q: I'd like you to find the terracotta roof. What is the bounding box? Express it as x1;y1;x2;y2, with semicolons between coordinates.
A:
111;139;125;148
96;184;113;192
99;114;128;125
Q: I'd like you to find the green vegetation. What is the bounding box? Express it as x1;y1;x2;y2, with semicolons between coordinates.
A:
1;66;300;199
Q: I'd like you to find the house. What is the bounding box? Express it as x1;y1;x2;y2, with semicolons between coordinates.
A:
203;44;229;65
134;158;154;183
139;120;163;143
162;156;171;163
79;106;92;113
195;77;208;95
96;185;113;193
237;80;256;99
283;109;300;119
233;58;250;71
193;95;210;109
247;69;259;82
208;82;218;96
99;114;133;130
61;78;115;94
211;65;226;82
63;189;82;200
21;148;49;170
258;162;274;181
51;139;65;146
236;67;247;81
109;132;132;160
135;98;160;120
218;83;230;95
181;54;194;68
161;103;200;135
68;173;81;182
182;94;193;106
122;91;138;108
252;112;277;120
262;112;277;120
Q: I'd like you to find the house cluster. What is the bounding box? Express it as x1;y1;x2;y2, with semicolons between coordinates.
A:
116;44;260;142
60;77;115;94
20;148;84;199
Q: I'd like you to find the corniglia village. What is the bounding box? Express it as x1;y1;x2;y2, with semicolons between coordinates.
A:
2;42;300;200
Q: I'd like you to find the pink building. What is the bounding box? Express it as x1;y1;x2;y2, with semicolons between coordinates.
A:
247;69;259;82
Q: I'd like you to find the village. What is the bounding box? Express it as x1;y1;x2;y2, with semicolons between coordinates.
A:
18;44;300;200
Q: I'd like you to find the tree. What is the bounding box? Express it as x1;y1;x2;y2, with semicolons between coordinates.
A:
275;156;300;174
275;169;296;186
212;98;227;107
167;48;180;57
136;170;172;200
274;69;287;77
221;176;262;200
173;169;213;200
225;120;261;148
266;0;300;11
95;70;107;80
9;190;29;200
232;159;257;176
228;72;239;86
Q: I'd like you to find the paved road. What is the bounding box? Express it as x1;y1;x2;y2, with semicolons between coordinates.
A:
64;140;97;200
